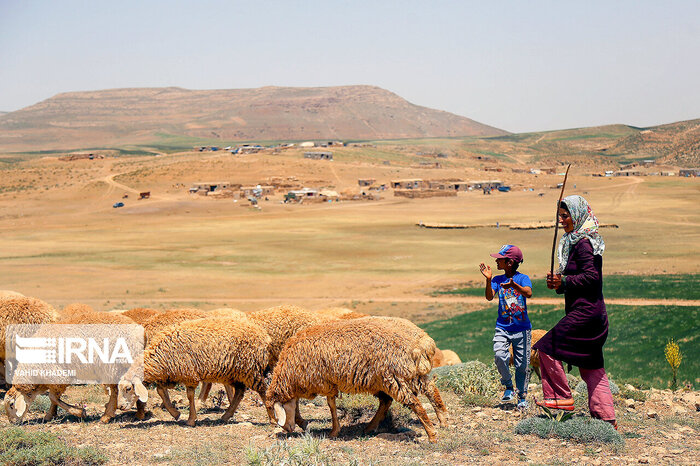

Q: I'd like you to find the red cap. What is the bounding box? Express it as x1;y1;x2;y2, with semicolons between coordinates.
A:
489;244;524;263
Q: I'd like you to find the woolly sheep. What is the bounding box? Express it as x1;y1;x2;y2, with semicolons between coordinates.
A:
0;290;25;299
197;308;249;403
142;308;208;344
314;307;368;320
267;318;438;442
207;307;248;319
4;311;135;424
56;303;97;322
357;316;448;427
1;297;58;387
119;307;163;325
509;329;548;380
248;305;328;361
433;348;462;367
119;317;274;427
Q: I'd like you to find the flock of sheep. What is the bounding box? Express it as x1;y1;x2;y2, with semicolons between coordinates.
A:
0;292;467;443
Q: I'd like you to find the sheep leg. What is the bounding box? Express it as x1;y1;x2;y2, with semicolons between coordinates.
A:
424;380;448;427
48;390;86;418
364;391;392;433
327;395;341;438
405;395;437;443
221;384;245;423
198;382;213;403
295;401;309;431
43;402;58;422
157;385;180;420
185;385;197;427
254;388;276;424
100;384;118;423
135;400;146;420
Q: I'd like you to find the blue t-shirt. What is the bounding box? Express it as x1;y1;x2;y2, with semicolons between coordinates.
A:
492;272;532;332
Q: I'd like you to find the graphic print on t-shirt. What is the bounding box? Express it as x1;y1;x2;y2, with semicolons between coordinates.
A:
500;287;525;324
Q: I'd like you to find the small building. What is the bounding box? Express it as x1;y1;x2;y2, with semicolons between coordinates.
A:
240;185;275;198
679;168;700;177
287;188;319;199
234;145;264;154
539;167;558;174
660;171;676;176
390;179;425;189
468;180;502;190
614;170;642;177
304;151;333;161
358;178;376;187
190;182;238;194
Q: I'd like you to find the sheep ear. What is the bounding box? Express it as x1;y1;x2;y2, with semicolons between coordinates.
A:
134;378;149;403
15;395;27;417
274;402;286;427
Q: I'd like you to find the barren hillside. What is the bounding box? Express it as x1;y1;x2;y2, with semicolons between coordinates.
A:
0;85;507;151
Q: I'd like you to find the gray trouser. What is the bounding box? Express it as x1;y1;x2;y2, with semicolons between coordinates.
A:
493;327;531;397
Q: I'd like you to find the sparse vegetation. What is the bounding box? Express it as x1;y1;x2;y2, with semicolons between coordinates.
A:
431;361;501;406
245;433;331;466
0;427;108;465
514;416;624;446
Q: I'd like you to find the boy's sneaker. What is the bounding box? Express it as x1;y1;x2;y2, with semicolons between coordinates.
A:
501;389;515;402
517;397;528;409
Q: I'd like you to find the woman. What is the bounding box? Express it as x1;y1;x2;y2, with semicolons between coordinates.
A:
533;195;616;429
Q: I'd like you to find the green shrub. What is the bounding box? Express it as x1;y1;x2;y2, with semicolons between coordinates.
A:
432;361;501;406
514;416;623;446
245;433;331;466
0;427;108;465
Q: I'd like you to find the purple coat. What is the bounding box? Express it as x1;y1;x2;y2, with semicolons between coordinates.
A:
533;238;608;369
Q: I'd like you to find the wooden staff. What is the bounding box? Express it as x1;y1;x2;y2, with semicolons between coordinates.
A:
550;164;572;277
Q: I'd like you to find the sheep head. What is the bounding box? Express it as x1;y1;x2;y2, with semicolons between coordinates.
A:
4;387;33;423
273;398;297;433
117;376;148;410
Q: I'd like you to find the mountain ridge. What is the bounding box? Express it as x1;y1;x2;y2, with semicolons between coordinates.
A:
0;85;507;151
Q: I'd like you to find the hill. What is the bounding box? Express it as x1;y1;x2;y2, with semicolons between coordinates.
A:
0;85;507;151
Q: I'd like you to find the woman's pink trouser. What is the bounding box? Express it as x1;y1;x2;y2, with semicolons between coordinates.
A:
539;351;616;421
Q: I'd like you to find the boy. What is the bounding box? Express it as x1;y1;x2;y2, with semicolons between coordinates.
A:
479;244;533;408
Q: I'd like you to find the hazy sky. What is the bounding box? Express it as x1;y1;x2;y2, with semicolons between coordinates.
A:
1;0;698;133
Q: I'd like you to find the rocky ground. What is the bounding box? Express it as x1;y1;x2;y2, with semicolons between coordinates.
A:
1;382;698;465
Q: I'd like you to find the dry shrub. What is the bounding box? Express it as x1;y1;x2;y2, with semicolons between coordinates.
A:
432;361;501;406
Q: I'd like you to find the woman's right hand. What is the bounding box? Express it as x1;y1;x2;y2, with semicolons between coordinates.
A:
546;272;562;289
479;263;492;280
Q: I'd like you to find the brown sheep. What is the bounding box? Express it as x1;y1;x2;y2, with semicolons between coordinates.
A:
56;303;97;322
4;311;137;424
1;297;58;387
119;307;163;325
357;316;448;427
142;308;208;345
267;319;438;443
0;290;25;300
314;307;368;320
432;348;462;367
509;329;548;380
248;305;328;361
120;318;274;427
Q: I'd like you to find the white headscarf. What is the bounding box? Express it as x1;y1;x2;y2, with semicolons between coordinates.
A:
557;195;605;273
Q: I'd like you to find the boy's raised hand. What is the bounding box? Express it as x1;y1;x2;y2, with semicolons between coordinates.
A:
479;262;492;280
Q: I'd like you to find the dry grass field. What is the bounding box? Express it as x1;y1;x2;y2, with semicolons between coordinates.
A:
1;145;698;312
